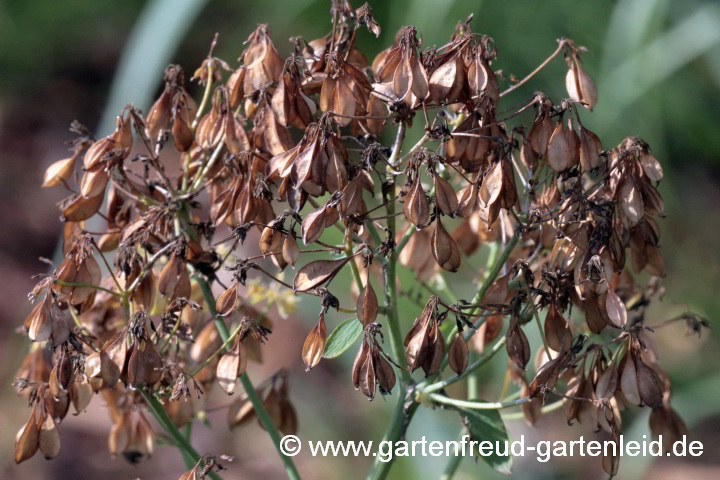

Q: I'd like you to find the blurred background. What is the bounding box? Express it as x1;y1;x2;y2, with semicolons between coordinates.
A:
1;0;719;479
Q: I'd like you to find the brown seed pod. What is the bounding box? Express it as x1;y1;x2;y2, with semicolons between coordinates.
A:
357;282;379;326
282;234;300;267
434;174;458;216
158;252;192;301
404;175;430;227
422;324;445;377
293;256;352;292
217;339;248;395
38;414;61;460
566;55;597;110
448;333;469;375
544;305;572;352
42;155;77;188
375;353;396;395
14;405;40;464
506;318;531;370
352;341;370;390
359;345;377;400
302;314;327;371
431;217;461;272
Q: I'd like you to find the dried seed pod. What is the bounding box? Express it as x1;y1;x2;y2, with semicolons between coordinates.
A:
434;174;458;216
619;350;641;405
448;333;469;375
302;314;327;371
404;175;430;227
604;288;627;328
217;339;248;395
422;324;445;377
293;256;352;292
38;414;61;460
375;354;396;395
566;55;597;109
595;364;619;400
359;345;377;400
547;119;578;172
216;283;239;317
127;340;163;387
544;305;572;352
301;205;327;245
242;25;283;94
14;406;40;464
352;341;370;390
578;125;602;171
42;155;77;188
158;252;192;300
228;393;256;430
506;318;531;370
635;356;664;408
357;282;379;326
429;51;466;104
649;407;687;454
282;234;300;267
431;218;461;272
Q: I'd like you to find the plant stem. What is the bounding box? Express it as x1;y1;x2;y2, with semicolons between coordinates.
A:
196;276;303;480
140;389;223;480
383;123;409;381
427;393;531;410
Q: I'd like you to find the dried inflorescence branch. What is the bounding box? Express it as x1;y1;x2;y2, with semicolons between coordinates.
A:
15;2;703;479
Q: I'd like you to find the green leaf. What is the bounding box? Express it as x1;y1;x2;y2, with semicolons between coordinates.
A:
459;403;512;474
323;317;363;358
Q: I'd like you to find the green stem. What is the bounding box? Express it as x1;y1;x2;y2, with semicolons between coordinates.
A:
140;389;222;480
427;393;531;410
196;276;303;480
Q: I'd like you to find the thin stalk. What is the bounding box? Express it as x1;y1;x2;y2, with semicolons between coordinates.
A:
140;389;223;480
427;393;531;410
196;276;303;480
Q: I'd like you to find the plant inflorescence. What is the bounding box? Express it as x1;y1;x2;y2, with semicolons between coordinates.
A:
15;2;705;479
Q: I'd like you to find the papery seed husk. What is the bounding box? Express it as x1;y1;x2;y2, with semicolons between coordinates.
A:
404;175;430;227
596;364;618;400
375;354;396;395
228;394;256;430
42;156;76;188
544;305;572;352
302;315;327;371
507;322;531;370
127;340;163;387
38;414;61;459
635;357;664;408
434;174;458;216
605;288;627;328
357;282;378;326
422;325;445;377
620;352;641;405
217;341;247;394
431;218;461;272
215;283;238;317
293;256;352;292
15;408;40;464
301;206;326;245
448;333;469;375
352;341;370;389
282;235;300;267
359;347;377;399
